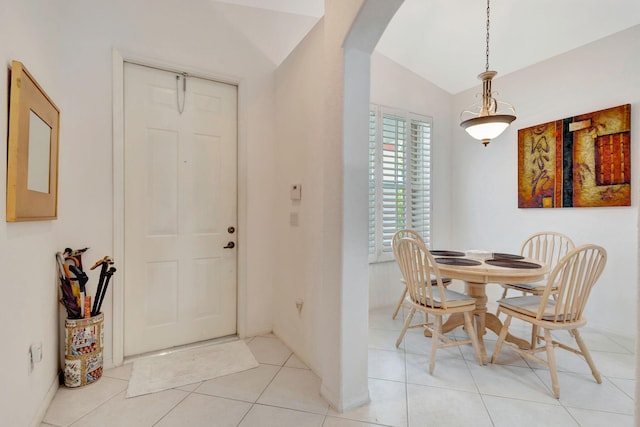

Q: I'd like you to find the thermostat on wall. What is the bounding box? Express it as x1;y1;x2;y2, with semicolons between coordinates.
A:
290;184;302;201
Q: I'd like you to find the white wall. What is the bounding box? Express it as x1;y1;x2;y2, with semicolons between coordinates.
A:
0;3;62;426
54;0;282;364
273;19;326;375
2;1;289;423
6;0;638;422
273;0;403;411
368;52;454;308
368;25;640;341
451;25;640;339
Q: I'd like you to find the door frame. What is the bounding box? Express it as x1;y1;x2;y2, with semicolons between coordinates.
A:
111;49;248;365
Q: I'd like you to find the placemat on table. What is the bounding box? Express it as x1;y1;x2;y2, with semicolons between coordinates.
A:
491;252;524;260
485;259;541;269
430;250;465;257
435;257;482;266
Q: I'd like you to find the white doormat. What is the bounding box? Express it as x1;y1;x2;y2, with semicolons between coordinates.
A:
126;340;259;398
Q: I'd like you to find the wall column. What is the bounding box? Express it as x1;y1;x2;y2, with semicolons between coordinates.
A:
319;0;403;411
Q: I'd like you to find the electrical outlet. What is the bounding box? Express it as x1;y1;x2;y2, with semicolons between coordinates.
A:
31;342;42;363
28;342;42;374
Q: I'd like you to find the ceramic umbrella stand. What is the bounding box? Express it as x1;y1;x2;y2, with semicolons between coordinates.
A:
63;313;104;388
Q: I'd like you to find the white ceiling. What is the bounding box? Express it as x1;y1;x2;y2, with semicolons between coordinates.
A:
216;0;640;94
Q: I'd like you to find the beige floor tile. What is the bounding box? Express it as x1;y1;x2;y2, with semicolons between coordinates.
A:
468;363;560;404
461;337;529;368
519;344;594;376
606;332;636;354
327;378;407;427
401;328;463;359
405;353;477;393
368;328;405;352
590;350;636;379
174;382;201;392
69;389;188;427
406;383;493;427
491;322;536;344
368;306;406;331
368;348;406;382
238;404;324;427
534;371;635;415
43;377;128;426
483;395;578;427
257;367;329;415
154;393;251;427
608;376;635;399
102;363;133;381
195;364;279;402
322;417;386;427
285;353;310;369
40;307;637;427
551;328;632;354
567;407;636;427
247;336;292;366
521;343;636;380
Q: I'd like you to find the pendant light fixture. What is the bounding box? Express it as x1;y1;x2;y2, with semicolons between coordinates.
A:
460;0;516;146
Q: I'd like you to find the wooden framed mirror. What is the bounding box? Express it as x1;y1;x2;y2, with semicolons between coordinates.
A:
6;60;60;222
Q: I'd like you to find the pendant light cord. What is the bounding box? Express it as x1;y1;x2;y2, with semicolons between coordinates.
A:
485;0;491;72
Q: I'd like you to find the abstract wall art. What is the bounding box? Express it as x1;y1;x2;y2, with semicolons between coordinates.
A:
518;104;631;208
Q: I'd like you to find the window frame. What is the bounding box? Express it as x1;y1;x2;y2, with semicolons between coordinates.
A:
368;104;432;263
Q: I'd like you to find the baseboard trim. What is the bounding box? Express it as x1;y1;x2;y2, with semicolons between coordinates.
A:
320;382;370;413
30;373;60;427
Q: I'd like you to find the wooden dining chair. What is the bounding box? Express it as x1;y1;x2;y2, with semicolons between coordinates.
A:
498;231;575;300
391;229;451;320
496;232;575;347
394;237;483;374
491;244;607;398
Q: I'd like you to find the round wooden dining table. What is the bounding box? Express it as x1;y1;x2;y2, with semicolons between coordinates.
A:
428;251;549;364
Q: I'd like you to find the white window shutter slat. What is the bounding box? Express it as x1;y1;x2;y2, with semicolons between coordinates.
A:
368;105;432;263
368;110;377;256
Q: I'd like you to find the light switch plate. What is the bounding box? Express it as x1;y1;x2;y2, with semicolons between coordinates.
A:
290;212;299;226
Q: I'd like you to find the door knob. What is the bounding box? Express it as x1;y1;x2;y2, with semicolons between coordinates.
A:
223;242;235;249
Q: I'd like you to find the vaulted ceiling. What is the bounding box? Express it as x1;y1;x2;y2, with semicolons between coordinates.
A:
216;0;640;94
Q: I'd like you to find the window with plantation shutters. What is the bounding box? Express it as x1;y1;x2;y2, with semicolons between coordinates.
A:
369;105;432;263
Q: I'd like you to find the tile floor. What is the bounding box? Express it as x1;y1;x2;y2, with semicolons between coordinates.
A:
43;305;636;427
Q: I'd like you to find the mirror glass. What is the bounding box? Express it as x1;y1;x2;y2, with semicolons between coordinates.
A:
27;110;52;194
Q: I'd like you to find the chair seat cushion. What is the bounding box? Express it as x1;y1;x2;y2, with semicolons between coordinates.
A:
419;287;475;308
506;282;541;291
402;274;452;286
497;295;575;321
428;273;451;285
503;280;546;293
432;277;452;285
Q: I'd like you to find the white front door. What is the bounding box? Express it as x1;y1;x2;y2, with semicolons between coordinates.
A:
123;62;238;356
